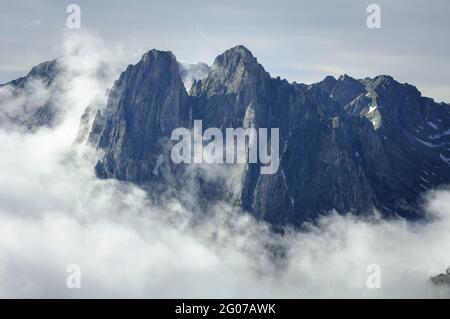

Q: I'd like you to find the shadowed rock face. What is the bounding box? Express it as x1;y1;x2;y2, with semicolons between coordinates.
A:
178;62;210;92
89;50;191;185
7;45;449;226
87;45;450;226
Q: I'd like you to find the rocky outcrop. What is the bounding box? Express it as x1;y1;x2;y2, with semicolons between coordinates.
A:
318;74;450;219
86;45;450;226
90;50;191;188
0;59;61;131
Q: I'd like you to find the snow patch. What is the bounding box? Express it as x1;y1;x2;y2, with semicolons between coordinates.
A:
430;128;450;139
420;177;429;183
440;154;450;164
413;137;437;148
280;168;295;207
428;122;438;130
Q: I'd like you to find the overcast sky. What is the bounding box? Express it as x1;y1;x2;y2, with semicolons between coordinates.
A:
1;0;449;102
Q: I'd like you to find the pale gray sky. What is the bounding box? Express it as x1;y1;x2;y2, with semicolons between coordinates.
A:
1;0;449;102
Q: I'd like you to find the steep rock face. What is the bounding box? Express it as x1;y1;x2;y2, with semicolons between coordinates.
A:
316;74;366;107
0;60;61;131
317;74;450;217
189;46;277;206
430;268;450;286
191;45;272;129
88;45;450;226
189;46;382;224
90;50;191;185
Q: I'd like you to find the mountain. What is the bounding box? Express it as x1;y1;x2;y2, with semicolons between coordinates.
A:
0;59;61;131
3;45;450;226
89;45;450;226
88;50;192;191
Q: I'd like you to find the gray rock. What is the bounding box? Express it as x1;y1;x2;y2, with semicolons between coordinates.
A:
0;59;61;131
430;267;450;286
86;45;450;226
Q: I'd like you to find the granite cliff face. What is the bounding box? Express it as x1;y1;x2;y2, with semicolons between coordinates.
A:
89;50;191;188
3;45;450;226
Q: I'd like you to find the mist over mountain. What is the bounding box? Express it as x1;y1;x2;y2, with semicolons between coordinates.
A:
0;59;61;131
86;45;450;226
2;45;450;227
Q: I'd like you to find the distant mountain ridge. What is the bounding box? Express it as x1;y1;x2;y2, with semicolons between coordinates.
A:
2;45;450;226
0;59;60;131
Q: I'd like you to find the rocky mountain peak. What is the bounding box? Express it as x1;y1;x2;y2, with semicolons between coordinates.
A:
338;73;356;82
0;59;61;131
193;45;270;98
321;75;337;85
363;75;397;92
129;49;182;85
5;59;59;89
3;45;450;227
316;73;366;107
366;75;422;98
141;49;176;62
213;45;258;69
27;60;59;83
89;47;191;182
